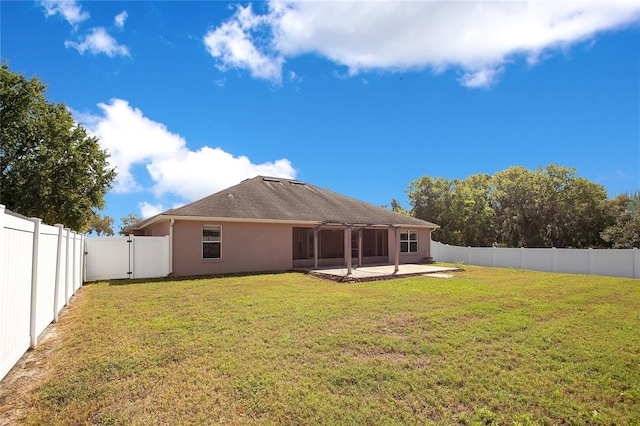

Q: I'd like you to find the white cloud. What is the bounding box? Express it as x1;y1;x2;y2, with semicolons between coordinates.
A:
40;0;89;28
205;1;640;88
147;147;296;200
459;67;504;89
80;99;296;202
114;11;128;29
139;201;164;219
86;99;187;193
65;27;129;57
65;27;130;57
203;4;284;83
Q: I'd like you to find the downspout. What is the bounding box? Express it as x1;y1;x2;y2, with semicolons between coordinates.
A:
169;219;175;276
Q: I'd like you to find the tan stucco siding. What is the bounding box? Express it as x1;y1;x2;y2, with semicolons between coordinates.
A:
390;228;433;263
171;221;293;277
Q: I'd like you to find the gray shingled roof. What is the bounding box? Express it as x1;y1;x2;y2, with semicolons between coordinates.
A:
130;176;438;229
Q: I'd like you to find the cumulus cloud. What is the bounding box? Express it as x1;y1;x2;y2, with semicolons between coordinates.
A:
114;11;128;29
204;4;283;83
65;27;130;57
147;147;296;200
86;99;187;192
204;1;640;88
40;0;89;28
79;99;296;213
139;202;164;219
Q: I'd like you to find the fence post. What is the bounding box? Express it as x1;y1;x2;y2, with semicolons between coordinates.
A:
29;218;42;349
492;246;496;267
634;248;639;279
81;235;86;283
0;205;5;294
72;231;78;296
65;228;71;305
520;247;525;269
53;224;64;322
588;248;594;276
552;247;557;273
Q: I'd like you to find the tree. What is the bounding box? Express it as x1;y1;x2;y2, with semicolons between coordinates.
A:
453;173;495;246
405;164;610;248
119;213;142;235
407;174;495;246
0;62;116;231
492;165;609;248
87;213;114;236
390;198;409;215
601;193;640;248
407;176;460;244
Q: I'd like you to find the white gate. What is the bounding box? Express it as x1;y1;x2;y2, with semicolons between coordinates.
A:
85;236;170;281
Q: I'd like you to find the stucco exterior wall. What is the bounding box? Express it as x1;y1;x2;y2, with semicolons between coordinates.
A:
130;221;170;237
391;228;433;264
171;220;293;276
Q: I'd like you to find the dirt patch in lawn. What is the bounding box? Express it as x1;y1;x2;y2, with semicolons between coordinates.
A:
0;300;76;425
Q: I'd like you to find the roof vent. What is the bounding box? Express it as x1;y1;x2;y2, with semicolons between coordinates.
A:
263;177;280;183
289;180;305;185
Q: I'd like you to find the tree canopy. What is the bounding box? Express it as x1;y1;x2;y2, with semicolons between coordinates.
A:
404;165;619;248
118;213;142;235
87;213;115;236
600;193;640;249
1;62;116;231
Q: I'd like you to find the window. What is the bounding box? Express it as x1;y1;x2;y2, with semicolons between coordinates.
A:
203;225;222;259
400;230;418;253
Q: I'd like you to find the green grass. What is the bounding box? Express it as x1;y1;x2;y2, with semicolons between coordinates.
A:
23;266;640;425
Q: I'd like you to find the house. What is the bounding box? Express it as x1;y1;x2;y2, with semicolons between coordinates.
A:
126;176;439;277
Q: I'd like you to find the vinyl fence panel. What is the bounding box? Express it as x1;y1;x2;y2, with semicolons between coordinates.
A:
33;223;61;339
431;241;640;279
85;235;170;281
132;236;170;279
0;211;34;381
55;229;68;314
85;237;131;281
0;205;84;381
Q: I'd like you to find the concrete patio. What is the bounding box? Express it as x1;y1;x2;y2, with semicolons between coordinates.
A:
301;263;461;282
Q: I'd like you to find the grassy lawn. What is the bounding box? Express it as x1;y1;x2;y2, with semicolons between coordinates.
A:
20;266;640;425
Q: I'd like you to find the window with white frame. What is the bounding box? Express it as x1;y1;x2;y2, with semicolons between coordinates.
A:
400;230;418;253
202;225;222;259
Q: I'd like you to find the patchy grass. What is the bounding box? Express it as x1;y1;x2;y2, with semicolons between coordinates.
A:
19;266;640;425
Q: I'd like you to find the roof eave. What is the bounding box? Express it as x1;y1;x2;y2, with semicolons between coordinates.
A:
130;214;439;230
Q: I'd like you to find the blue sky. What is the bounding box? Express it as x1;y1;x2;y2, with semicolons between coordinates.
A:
2;1;639;225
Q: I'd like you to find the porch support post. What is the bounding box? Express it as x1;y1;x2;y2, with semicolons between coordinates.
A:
358;229;363;268
344;227;352;275
314;227;319;269
394;227;400;273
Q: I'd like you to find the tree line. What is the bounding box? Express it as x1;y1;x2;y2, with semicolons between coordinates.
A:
393;164;639;249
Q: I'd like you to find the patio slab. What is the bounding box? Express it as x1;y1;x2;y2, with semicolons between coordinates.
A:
302;263;461;282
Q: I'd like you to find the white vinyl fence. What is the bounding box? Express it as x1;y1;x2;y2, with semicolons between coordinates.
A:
0;205;84;381
85;235;170;281
431;240;640;279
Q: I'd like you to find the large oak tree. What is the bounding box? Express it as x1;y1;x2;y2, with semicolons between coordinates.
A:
1;63;116;231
